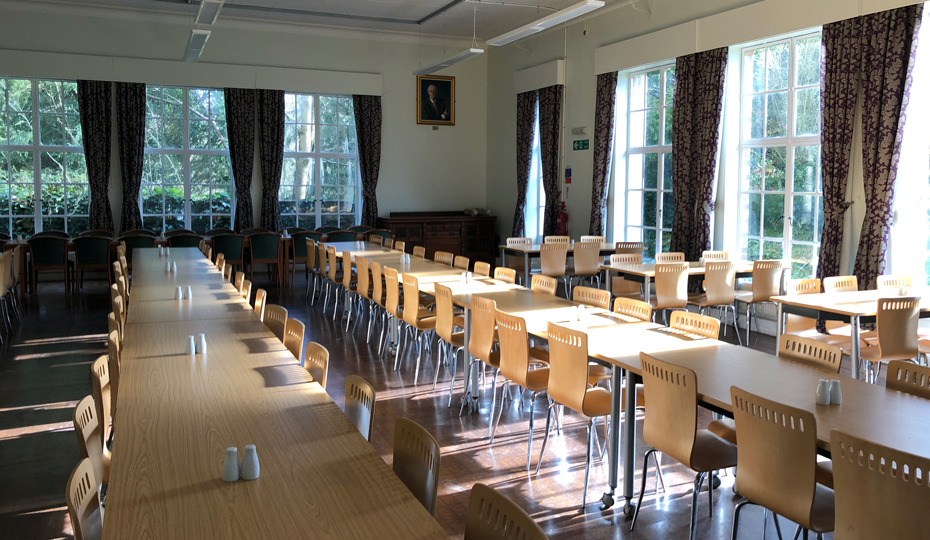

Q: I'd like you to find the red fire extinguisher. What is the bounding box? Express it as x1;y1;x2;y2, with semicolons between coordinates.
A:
556;202;569;236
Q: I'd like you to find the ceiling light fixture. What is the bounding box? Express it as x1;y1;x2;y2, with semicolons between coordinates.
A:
413;4;484;76
183;29;211;62
195;0;225;25
487;0;604;46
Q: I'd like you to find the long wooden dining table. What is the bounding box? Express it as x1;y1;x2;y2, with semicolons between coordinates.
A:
102;247;447;539
499;242;616;284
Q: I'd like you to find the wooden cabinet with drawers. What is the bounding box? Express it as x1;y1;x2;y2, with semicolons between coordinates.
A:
380;212;497;266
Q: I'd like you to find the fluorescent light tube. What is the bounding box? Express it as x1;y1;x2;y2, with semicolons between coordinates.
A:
183;29;211;62
414;48;485;76
196;0;224;25
487;0;604;46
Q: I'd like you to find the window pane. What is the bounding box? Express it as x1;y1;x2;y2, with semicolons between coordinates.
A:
627;190;643;227
662;153;673;191
745;95;764;140
764;147;787;191
284;94;298;123
763;239;784;259
191;154;210;184
662;191;674;230
43;217;64;232
762;193;785;237
65;114;82;147
8;79;32;112
212;187;231;215
164;185;184;214
643;190;657;227
646;70;661;108
791;244;815;279
142;185;164;214
190;120;208;149
795;88;820;136
319;96;338;124
339;97;355;126
11;151;32;183
745;49;765;93
296;123;314;153
645;109;660;146
747;238;760;260
766;43;790;90
191;215;210;234
792;195;817;242
212;155;230;184
664;67;676;106
796;36;821;87
663;107;673;146
41;185;64;216
793;145;819;192
630;74;645;110
40;114;63;146
629;111;645;147
643;229;657;260
644;153;658;189
743;192;762;236
628;154;643;190
38;81;61;113
40;152;63;184
766;92;788;138
742;147;764;191
191;185;210;214
67;184;89;215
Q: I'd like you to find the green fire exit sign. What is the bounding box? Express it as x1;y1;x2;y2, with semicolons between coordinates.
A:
572;139;589;151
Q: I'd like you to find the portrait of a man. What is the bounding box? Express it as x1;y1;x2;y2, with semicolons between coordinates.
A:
417;75;455;125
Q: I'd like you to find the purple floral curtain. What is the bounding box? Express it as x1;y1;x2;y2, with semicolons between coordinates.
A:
77;80;114;233
257;89;285;232
589;72;618;236
853;4;923;289
224;88;255;232
353;95;382;228
538;84;563;236
669;47;728;260
816;18;862;283
512;90;538;237
116;82;146;233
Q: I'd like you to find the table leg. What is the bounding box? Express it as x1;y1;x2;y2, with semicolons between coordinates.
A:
524;253;530;286
621;369;638;517
500;248;506;272
775;303;784;355
459;307;479;414
600;364;623;510
643;276;651;303
850;315;861;380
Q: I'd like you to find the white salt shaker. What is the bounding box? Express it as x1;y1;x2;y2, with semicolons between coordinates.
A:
240;445;259;480
187;336;196;355
175;286;183;300
829;379;842;404
197;334;207;355
222;447;239;482
816;379;831;405
16;235;23;243
159;246;164;257
186;286;193;300
172;262;177;272
165;247;170;256
165;262;171;273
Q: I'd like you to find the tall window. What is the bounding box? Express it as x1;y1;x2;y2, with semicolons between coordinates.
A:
0;78;87;236
737;34;822;278
143;87;231;234
624;64;675;260
524;107;544;242
279;94;360;229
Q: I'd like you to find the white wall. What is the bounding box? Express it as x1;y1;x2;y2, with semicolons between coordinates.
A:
0;1;488;229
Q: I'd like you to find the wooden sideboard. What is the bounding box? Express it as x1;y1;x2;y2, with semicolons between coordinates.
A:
379;212;497;265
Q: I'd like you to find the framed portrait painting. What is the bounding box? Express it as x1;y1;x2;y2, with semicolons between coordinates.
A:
417;75;455;125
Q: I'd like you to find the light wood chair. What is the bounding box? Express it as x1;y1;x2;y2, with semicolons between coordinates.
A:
382;266;403;360
831;429;930;539
367;234;383;246
107;312;121;346
564;241;602;296
493;267;516;283
304;341;329;390
254;288;267;321
610;253;644;299
465;295;502;423
66;458;104;540
885;360;930;399
669;311;720;340
539;243;568;295
107;331;120;421
90;355;112;466
216;258;226;277
616;241;646;254
264;304;288;342
393;417;441;515
735;260;784;344
536;322;612;507
701;250;728;261
454;255;470;271
370;261;389;351
398;273;438;385
505;237;532;283
284;318;305;364
464;483;548;540
413;246;426;258
651;262;689;325
613;297;653;321
432;283;467;405
383;238;393;249
730;387;834;540
573;285;610;310
339;250;360;330
434;251;454;266
631;354;737;539
492;310;550;468
234;271;244;292
73;394;110;488
224;262;234;280
322;246;345;316
110;295;124;344
859;297;920;383
118;255;129;294
580;235;605;243
783;278;822;335
543;235;570;244
687;261;740;344
307;242;327;305
304;239;319;301
876;275;912;290
205;246;212;261
655;252;685;263
240;279;252;302
394;240;405;253
345;375;376;442
531;274;557;296
823;276;857;336
354;255;374;339
473;261;490;277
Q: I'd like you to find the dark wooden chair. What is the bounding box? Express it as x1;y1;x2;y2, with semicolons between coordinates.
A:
27;236;70;294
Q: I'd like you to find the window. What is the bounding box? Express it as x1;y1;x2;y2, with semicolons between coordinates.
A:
524;106;544;242
0;78;87;237
143;87;231;234
737;34;822;278
624;64;675;260
279;94;360;230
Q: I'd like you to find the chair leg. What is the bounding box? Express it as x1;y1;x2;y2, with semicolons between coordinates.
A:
446;346;462;407
526;391;539;471
630;448;656;531
487;367;500;440
731;305;743;346
534;402;558;475
730;498;752;540
490;380;509;444
582;417;595;508
689;472;706;540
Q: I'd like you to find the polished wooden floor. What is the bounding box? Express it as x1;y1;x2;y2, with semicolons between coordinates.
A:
0;274;841;539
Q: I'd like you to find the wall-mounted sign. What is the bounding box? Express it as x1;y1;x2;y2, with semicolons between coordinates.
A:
572;139;589;151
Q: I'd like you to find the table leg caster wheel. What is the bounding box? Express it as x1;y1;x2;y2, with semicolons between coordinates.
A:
623;502;636;518
712;474;722;489
599;492;614;510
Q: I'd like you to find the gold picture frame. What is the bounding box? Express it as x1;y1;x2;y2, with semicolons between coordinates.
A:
416;75;455;125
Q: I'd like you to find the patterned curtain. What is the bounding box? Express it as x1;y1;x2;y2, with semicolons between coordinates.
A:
589;72;618;236
116;82;146;233
353;95;382;228
225;88;255;232
257;89;285;232
853;5;923;289
817;17;862;283
77;80;114;233
669;47;729;261
512;90;538;237
538;85;563;236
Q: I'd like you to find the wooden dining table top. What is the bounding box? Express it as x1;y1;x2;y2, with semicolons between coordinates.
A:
772;288;930;317
599;260;791;277
499;242;615;253
104;247;447;539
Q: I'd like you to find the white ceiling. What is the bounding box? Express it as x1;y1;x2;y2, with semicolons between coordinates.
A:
51;0;593;40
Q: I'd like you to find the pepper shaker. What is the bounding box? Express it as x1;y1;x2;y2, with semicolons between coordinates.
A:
816;379;831;405
240;445;259;480
222;447;239;481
